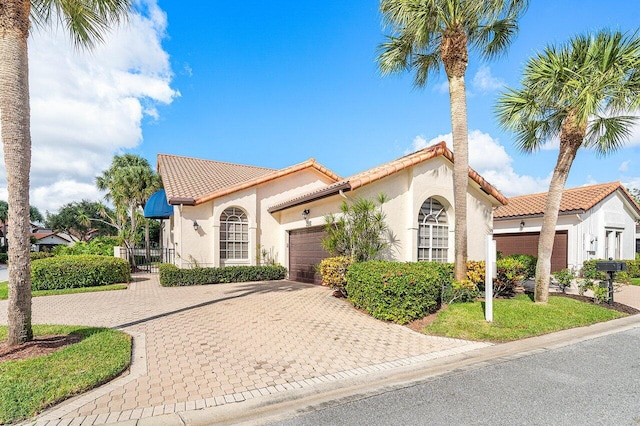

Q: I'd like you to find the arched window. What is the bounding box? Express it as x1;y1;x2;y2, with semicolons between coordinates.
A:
418;198;448;263
220;207;248;260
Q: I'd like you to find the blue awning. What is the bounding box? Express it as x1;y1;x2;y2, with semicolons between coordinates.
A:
144;190;173;219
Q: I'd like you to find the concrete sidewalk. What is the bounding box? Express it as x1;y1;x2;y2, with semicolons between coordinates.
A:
1;275;488;426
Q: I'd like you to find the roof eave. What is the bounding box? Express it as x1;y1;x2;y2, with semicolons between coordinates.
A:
268;182;352;213
494;209;586;221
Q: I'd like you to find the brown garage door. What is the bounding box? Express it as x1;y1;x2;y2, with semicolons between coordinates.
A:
289;226;330;284
494;231;568;272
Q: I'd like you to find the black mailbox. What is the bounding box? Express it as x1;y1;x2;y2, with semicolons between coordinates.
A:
595;261;627;272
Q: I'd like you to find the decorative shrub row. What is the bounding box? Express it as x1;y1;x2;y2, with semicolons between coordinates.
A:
582;259;640;280
345;261;451;324
31;255;131;290
158;264;287;286
318;256;353;296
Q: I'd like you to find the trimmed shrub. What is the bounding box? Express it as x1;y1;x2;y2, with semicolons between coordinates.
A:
581;259;639;280
345;261;450;324
0;253;7;264
552;269;574;293
502;254;537;280
318;256;353;297
442;279;479;304
158;264;287;287
30;252;54;261
464;258;525;298
31;255;131;290
626;260;640;278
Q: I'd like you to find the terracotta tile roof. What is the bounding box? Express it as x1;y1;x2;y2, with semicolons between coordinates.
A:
158;154;341;206
494;181;640;219
268;141;508;213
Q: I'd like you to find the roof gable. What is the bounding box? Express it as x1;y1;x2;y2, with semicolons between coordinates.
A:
494;181;640;219
268;141;507;213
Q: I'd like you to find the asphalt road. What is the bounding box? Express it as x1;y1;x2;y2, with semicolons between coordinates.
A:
271;328;640;426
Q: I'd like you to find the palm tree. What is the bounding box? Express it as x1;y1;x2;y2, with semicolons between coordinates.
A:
96;154;162;249
1;0;131;346
377;0;528;281
496;30;640;303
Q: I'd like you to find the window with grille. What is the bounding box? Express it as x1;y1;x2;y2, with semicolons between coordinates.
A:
220;207;248;260
418;198;448;263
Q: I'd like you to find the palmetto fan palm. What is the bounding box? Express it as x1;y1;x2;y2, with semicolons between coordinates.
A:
496;30;640;303
377;0;528;281
0;0;131;345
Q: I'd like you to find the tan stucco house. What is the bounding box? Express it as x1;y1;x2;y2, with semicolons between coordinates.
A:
493;182;640;273
158;142;507;283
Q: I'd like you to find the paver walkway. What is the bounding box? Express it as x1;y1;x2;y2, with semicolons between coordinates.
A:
0;275;489;425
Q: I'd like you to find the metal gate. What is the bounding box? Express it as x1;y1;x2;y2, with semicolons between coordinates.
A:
125;247;175;273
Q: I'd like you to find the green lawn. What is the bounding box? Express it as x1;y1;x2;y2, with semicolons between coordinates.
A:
630;278;640;286
0;281;127;300
423;294;624;342
0;325;131;424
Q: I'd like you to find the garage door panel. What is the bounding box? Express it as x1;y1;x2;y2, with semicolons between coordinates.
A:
289;226;329;284
494;231;567;272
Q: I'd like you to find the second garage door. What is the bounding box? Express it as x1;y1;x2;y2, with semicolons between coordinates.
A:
289;226;330;284
494;231;568;272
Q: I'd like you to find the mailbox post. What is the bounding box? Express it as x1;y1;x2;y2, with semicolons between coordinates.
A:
595;260;626;306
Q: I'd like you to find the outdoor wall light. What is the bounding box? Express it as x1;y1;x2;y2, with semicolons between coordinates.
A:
302;209;310;220
193;220;199;231
519;220;525;230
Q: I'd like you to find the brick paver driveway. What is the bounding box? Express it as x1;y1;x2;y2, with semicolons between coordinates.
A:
0;275;489;425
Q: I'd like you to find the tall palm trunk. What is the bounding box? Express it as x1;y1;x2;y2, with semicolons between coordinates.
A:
535;114;585;302
0;0;33;345
442;30;469;281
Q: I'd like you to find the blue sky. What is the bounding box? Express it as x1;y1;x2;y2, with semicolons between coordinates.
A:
7;0;640;212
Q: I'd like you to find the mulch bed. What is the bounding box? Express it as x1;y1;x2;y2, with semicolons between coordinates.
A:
550;292;640;315
0;334;83;363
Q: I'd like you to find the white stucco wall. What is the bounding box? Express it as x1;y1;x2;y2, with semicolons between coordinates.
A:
276;156;497;271
167;157;499;269
168;168;337;268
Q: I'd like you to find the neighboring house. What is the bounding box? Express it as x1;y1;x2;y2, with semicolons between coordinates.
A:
493;182;640;273
157;142;507;283
636;223;640;254
31;229;76;252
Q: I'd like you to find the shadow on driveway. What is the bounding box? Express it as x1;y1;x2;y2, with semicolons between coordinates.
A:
114;280;313;330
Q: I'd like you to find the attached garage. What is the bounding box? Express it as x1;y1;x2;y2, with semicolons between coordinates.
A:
494;231;568;272
288;226;330;284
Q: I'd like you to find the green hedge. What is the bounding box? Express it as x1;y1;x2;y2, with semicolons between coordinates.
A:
31;255;131;290
53;237;121;256
158;264;287;286
30;252;54;261
582;259;640;279
0;253;6;264
346;261;451;324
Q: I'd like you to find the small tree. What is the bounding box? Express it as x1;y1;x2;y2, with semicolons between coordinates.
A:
322;193;389;262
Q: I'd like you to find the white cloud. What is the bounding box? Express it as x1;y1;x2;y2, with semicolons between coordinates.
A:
471;65;504;93
409;130;551;196
619;160;631;172
0;0;178;213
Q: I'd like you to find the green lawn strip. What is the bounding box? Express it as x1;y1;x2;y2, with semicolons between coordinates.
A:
0;282;127;300
630;278;640;286
0;325;131;424
423;294;624;343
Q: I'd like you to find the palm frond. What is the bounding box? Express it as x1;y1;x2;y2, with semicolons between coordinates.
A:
585;115;638;155
31;0;132;49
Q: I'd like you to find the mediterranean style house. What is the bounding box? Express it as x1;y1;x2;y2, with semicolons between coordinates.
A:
155;142;507;283
493;182;640;273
